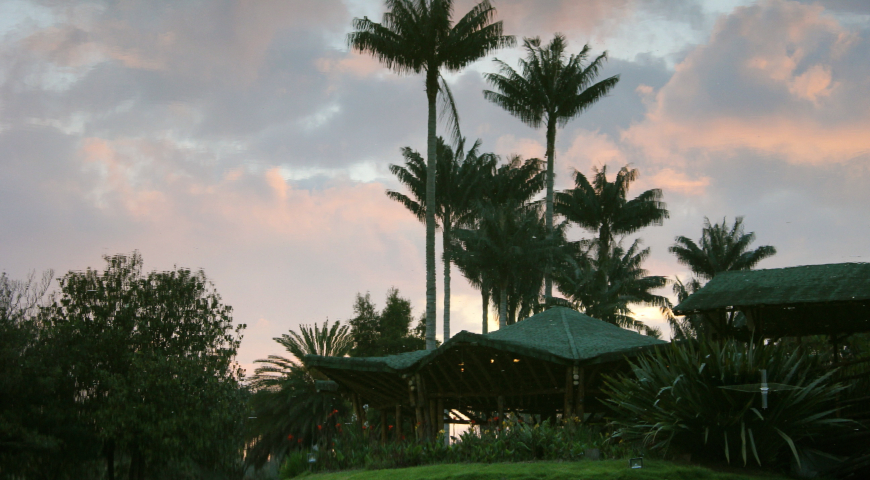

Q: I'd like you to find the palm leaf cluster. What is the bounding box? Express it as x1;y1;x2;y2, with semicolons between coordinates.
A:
245;320;352;469
604;339;849;467
666;217;777;340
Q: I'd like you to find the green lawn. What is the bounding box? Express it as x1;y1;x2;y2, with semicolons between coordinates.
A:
298;460;789;480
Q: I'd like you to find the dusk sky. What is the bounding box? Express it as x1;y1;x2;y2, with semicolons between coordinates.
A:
2;0;868;376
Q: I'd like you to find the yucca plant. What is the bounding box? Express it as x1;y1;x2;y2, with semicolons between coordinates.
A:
603;339;849;468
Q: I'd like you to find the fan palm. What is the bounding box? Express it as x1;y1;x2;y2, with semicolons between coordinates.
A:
387;137;495;341
245;320;352;469
483;34;619;299
350;0;514;349
554;165;669;266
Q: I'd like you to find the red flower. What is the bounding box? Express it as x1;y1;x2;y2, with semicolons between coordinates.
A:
336;423;341;428
492;416;499;422
388;425;394;430
317;425;322;431
297;438;302;444
287;434;293;441
401;435;406;441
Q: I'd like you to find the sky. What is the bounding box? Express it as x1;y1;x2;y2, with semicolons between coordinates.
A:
1;0;869;376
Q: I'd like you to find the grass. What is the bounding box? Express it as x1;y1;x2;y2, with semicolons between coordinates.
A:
296;460;791;480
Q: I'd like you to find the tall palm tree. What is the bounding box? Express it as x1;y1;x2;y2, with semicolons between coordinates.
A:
350;0;514;350
387;137;494;341
452;201;561;327
669;217;777;281
556;239;668;334
554;165;669;267
483;34;619;299
451;155;544;332
245;320;352;469
667;217;776;340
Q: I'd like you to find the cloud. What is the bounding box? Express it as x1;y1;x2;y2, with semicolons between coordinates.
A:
622;0;870;166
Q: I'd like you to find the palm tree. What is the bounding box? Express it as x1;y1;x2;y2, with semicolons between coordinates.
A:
667;217;776;340
452;201;561;327
350;0;514;350
554;165;669;267
451;155;545;331
556;239;668;335
387;137;495;341
669;217;777;281
483;34;619;299
245;320;352;469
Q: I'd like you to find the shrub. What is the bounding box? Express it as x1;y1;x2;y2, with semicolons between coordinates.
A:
603;339;849;468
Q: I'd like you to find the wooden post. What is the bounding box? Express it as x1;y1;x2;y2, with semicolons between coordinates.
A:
395;404;402;441
352;393;363;431
415;374;426;440
381;409;388;443
497;395;504;422
576;367;586;419
437;399;445;438
428;399;437;440
564;366;574;420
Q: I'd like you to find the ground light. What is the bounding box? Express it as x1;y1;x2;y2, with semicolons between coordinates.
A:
629;457;643;469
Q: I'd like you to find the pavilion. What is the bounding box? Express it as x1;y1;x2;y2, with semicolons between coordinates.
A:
305;306;666;440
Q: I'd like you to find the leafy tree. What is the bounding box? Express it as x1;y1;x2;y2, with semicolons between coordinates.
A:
667;217;777;339
484;34;619;299
0;270;99;478
388;137;495;341
349;288;425;357
43;252;246;480
246;319;352;470
350;0;514;350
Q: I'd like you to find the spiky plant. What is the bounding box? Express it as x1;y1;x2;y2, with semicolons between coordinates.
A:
604;339;849;468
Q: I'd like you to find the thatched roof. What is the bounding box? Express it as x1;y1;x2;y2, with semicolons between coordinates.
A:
674;263;870;314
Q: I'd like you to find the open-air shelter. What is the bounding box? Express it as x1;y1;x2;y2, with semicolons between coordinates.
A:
306;306;665;440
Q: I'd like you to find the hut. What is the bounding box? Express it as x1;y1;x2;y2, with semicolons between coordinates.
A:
306;307;665;440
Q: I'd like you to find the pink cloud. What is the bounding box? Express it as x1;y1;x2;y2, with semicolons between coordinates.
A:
622;0;870;166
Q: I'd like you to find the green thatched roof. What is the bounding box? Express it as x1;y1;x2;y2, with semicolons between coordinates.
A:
674;263;870;314
306;307;666;373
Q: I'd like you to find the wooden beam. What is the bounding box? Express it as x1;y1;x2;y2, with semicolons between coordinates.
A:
427;387;565;398
541;361;559;388
522;358;546;390
564;366;574;419
437;399;445;438
576;367;586;418
381;409;388;443
466;352;499;392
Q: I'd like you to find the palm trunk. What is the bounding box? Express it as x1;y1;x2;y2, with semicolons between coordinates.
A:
544;118;556;300
442;222;451;342
425;70;438;350
499;284;507;329
481;284;489;334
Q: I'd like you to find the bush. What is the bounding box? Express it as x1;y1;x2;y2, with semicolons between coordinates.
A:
289;416;636;477
279;450;310;479
603;339;849;468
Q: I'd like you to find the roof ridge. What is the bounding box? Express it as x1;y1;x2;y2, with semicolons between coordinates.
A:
560;308;579;360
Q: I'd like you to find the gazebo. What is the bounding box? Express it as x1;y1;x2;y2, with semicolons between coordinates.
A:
306;306;666;440
673;262;870;342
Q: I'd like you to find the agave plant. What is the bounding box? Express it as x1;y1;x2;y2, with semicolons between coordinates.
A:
603;339;849;468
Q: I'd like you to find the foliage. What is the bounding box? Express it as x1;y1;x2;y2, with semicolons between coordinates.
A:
247;319;352;470
604;339;849;468
555;165;668;263
348;289;425;357
42;252;247;479
297;460;791;480
292;417;634;478
556;239;668;336
484;34;620;298
388;137;496;341
666;217;777;340
452;200;565;327
349;0;514;350
0;270;102;479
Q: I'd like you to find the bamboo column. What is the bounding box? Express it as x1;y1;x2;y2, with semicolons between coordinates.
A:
564;366;574;419
575;367;585;419
395;404;402;441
